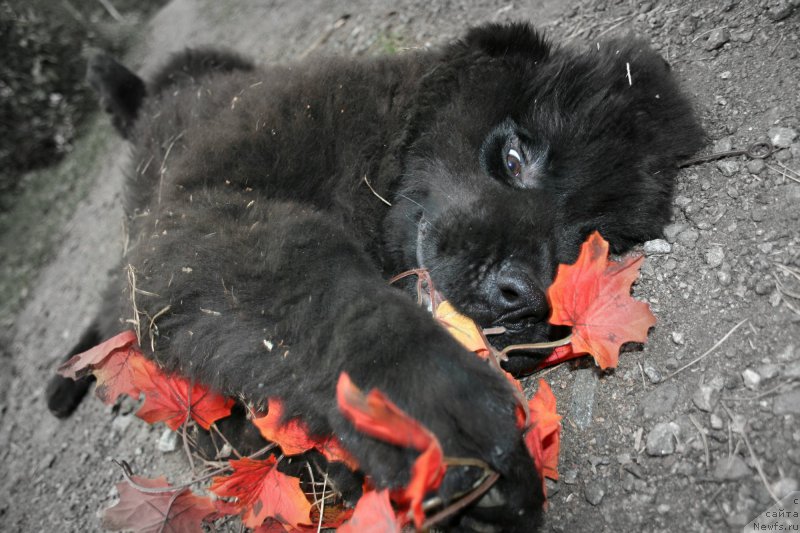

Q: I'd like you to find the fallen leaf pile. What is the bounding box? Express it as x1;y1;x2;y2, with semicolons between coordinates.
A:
57;231;654;531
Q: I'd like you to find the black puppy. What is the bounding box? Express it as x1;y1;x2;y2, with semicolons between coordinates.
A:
47;23;703;531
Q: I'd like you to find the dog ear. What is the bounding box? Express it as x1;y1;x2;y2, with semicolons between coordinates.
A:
461;22;551;62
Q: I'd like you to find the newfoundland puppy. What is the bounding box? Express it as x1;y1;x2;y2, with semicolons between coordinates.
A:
46;22;703;531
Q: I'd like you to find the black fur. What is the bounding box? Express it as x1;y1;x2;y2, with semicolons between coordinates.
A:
48;22;703;531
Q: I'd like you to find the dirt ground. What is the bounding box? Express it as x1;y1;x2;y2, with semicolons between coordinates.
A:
1;0;799;531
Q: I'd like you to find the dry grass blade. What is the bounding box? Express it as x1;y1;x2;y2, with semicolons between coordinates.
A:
721;404;781;506
661;319;748;381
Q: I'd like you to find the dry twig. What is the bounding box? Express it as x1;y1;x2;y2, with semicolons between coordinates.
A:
661;319;748;381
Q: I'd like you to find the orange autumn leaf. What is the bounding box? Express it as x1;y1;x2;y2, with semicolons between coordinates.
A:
336;373;435;451
547;231;656;369
338;490;405;533
102;475;216;533
253;399;320;455
57;330;157;405
209;457;312;529
253;399;359;470
434;300;491;357
524;379;561;485
134;363;234;430
336;372;445;528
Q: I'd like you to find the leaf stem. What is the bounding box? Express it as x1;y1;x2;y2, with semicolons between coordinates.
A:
500;334;573;356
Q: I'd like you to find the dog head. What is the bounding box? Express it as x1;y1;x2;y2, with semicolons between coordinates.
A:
384;22;704;372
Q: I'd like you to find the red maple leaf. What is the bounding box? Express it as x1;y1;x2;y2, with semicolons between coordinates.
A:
547;231;656;369
336;372;445;528
523;379;561;489
252;399;359;470
253;399;317;455
57;330;159;405
338;490;406;533
133;361;234;430
101;475;215;533
209;457;312;529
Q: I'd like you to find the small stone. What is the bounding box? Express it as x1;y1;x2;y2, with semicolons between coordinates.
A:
773;389;800;415
777;344;796;362
157;429;178;453
647;422;680;456
644;239;672;255
785;360;800;379
754;279;774;295
674;195;692;208
643;360;663;383
719;71;731;80
742;368;761;390
617;452;632;465
671;331;685;345
663;223;688;243
676;228;700;247
705;28;730;50
727;186;740;198
771;478;799;499
545;478;560;497
732;30;754;43
713;455;751;480
677;17;696;35
710;413;724;430
584;481;606;506
111;414;133;434
38;453;56;471
752;209;767;222
657;503;671;514
705;247;725;268
775;149;793;162
717;270;732;286
562;469;578;485
746;159;766;174
766;1;795;21
716;160;739;176
641;384;679;419
692;384;720;412
757;363;779;380
769;127;798;148
713;137;733;153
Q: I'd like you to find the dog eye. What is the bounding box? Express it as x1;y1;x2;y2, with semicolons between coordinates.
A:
505;148;524;177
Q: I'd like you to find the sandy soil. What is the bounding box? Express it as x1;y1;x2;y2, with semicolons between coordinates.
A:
1;0;798;531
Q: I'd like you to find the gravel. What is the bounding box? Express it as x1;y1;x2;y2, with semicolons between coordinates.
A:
644;239;672;255
772;390;800;415
584;481;606;506
704;28;731;50
742;368;762;390
769;127;798;148
713;456;751;481
704;247;725;268
646;422;680;456
641;384;679;419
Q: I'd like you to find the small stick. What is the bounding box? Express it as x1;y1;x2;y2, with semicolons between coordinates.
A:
316;472;328;533
721;404;781;505
363;174;392;206
688;414;710;470
767;164;800;184
661;319;748;381
421;472;500;530
500;334;573;357
113;459;230;494
96;0;123;21
722;379;799;402
211;423;243;459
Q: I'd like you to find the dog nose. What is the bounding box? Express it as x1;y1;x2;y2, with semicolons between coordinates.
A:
485;261;548;325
